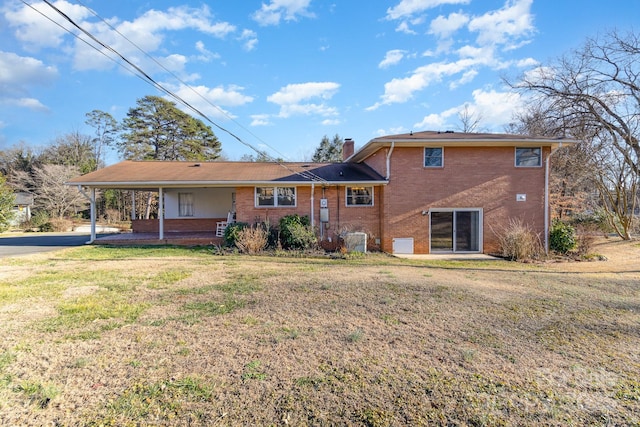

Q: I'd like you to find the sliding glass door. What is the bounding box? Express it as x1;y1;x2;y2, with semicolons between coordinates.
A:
430;209;481;253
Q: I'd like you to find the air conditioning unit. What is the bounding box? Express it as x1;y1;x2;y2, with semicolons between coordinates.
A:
343;232;367;253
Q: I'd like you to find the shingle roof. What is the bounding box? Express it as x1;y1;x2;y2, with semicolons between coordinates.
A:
67;160;386;188
349;130;578;162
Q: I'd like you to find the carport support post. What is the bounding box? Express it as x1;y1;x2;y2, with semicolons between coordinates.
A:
90;188;96;243
159;187;164;240
131;191;136;220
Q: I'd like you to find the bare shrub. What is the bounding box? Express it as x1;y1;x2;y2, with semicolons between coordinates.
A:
235;225;268;254
496;218;543;261
104;209;121;224
43;217;73;232
574;225;597;257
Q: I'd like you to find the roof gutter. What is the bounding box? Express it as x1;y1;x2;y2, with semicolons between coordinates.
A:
386;141;395;180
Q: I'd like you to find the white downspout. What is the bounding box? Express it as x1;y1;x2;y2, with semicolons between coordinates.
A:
76;185;96;244
544;143;563;254
310;182;315;228
158;187;164;240
386;142;395;180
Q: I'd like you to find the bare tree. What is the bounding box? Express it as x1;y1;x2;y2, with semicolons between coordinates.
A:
85;109;119;168
507;29;640;239
456;104;484;133
31;164;87;218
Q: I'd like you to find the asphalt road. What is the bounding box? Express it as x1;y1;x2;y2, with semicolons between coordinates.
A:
0;232;96;258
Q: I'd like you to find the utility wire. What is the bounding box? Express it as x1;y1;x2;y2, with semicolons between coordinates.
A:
72;0;294;164
21;0;328;183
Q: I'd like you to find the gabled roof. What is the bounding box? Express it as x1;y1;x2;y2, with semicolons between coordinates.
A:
347;130;578;163
14;192;34;205
67;160;387;189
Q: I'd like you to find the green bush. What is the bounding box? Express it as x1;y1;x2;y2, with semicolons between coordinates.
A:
549;220;576;254
278;214;317;250
223;222;248;247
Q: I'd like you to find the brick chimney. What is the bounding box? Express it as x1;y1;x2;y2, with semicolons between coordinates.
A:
342;138;354;161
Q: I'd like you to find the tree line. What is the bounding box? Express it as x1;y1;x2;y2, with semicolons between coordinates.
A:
1;29;638;238
0;94;344;230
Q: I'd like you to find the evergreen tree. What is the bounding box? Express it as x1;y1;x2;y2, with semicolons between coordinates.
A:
312;134;344;162
119;95;221;161
0;175;16;232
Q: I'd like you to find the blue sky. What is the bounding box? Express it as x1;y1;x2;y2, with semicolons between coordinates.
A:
0;0;637;163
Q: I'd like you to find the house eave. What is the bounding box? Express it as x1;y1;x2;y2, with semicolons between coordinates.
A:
67;179;389;189
347;136;578;163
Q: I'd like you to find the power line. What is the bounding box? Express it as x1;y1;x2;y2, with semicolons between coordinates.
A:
72;0;293;164
20;0;328;183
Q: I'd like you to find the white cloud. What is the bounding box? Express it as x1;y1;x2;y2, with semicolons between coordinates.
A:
413;111;452;130
413;89;523;132
322;118;341;126
470;88;522;126
468;0;534;48
252;0;315;26
5;2;240;73
0;51;57;111
169;83;254;120
268;82;339;105
379;50;406;69
367;59;476;110
267;82;340;119
250;114;272;126
239;29;258;51
429;12;469;38
371;0;537;110
194;41;220;62
3;0;91;50
2;97;49;112
386;0;470;21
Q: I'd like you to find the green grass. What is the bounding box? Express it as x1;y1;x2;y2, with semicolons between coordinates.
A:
0;241;637;426
13;380;60;409
95;376;215;424
182;298;245;317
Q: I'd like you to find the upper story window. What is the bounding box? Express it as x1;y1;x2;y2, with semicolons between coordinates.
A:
255;186;296;207
424;147;443;167
346;186;373;206
515;147;542;167
178;192;194;217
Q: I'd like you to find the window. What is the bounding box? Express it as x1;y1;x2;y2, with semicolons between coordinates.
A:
255;187;296;207
424;147;443;167
178;193;194;217
346;186;373;206
515;147;542;167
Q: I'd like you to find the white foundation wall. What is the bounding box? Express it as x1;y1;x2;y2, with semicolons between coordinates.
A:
164;188;235;219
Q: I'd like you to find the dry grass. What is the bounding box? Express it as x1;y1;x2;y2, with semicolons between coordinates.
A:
0;239;638;426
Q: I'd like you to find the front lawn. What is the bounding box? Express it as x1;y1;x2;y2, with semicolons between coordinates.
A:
0;242;638;426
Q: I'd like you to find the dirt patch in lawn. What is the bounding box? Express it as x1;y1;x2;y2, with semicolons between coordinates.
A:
0;239;638;426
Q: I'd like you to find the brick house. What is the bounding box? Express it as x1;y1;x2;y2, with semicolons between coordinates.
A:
68;131;573;254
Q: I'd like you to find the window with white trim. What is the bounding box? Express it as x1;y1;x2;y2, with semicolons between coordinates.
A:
515;147;542;167
255;187;296;207
178;192;194;217
424;147;443;167
346;186;373;206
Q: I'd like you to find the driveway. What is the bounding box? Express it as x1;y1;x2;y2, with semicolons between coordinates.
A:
0;232;95;258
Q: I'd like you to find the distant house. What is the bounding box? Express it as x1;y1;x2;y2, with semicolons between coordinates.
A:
11;192;34;226
67;131;575;254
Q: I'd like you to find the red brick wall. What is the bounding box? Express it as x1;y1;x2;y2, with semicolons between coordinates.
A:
367;146;549;254
235;185;382;246
132;218;223;233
